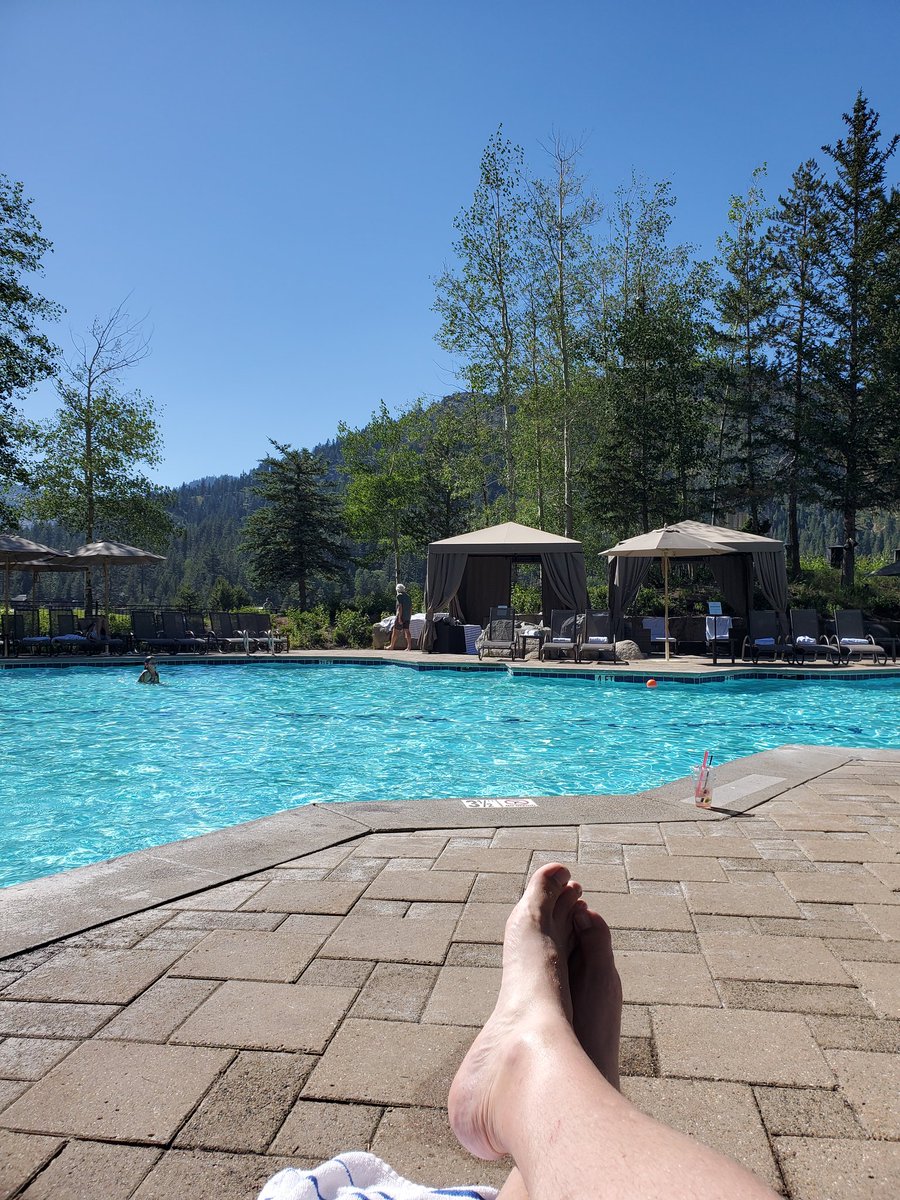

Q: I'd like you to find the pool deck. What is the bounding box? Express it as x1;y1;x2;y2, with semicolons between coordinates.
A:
1;655;899;1198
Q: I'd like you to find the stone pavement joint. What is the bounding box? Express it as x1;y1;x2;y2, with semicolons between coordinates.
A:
0;743;898;1198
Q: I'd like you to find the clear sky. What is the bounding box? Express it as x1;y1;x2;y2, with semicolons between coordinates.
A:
3;0;898;486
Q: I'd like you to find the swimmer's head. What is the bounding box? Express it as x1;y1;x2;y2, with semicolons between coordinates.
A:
144;657;155;666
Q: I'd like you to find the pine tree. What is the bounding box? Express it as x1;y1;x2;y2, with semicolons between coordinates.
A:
714;168;782;530
816;92;900;588
240;442;348;610
768;160;829;575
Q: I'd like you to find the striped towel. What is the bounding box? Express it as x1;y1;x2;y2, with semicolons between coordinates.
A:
464;624;481;654
259;1153;498;1200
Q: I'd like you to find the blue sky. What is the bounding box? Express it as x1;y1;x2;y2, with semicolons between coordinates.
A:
3;0;898;486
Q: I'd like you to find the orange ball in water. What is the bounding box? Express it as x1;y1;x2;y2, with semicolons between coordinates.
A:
646;679;658;689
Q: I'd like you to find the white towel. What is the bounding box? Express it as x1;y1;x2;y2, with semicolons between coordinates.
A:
795;635;816;645
258;1153;498;1200
840;637;869;645
704;615;731;640
586;636;609;644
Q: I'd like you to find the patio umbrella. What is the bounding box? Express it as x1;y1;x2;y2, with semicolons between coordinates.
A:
0;534;66;656
69;541;166;651
601;527;728;660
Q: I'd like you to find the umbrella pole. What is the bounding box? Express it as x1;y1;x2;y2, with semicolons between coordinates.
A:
104;562;111;655
3;563;8;658
664;556;670;661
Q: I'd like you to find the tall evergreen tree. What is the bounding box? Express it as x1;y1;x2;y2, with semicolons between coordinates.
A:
768;160;829;575
816;92;900;587
240;442;348;610
586;179;708;534
0;175;62;527
714;168;782;530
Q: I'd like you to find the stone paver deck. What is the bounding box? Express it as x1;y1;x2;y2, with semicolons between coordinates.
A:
1;728;899;1197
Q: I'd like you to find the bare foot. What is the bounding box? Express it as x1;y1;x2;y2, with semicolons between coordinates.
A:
570;902;622;1089
448;863;583;1160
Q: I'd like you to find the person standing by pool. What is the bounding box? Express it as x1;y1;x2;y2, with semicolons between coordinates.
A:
137;656;160;684
389;583;413;651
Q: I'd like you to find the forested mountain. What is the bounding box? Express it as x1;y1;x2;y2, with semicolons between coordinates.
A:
15;410;899;613
5;94;899;611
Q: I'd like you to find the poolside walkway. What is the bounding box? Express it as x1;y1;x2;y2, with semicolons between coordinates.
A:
1;742;899;1199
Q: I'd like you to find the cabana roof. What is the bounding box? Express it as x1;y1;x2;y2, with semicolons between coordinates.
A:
430;521;584;555
658;520;784;553
422;521;589;648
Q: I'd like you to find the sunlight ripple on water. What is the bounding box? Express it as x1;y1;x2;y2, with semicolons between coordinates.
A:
1;663;898;887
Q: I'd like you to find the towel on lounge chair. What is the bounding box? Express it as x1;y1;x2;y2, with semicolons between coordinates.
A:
259;1153;498;1200
840;637;869;644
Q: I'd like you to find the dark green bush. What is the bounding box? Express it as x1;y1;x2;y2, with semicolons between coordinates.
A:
333;607;372;648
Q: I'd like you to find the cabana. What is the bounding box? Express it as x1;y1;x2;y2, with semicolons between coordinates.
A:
607;519;788;638
421;521;590;651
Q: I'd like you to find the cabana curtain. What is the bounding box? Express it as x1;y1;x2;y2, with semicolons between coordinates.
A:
541;552;590;614
606;520;788;635
607;557;651;639
421;522;590;651
753;551;789;614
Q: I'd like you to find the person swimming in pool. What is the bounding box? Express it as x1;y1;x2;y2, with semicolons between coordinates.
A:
137;656;160;684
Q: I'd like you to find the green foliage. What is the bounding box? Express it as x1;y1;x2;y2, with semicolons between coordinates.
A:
0;174;62;404
283;605;333;650
816;93;900;586
239;441;348;610
208;576;252;611
173;584;202;610
332;607;371;648
511;583;541;614
0;175;63;525
788;556;899;619
27;307;174;557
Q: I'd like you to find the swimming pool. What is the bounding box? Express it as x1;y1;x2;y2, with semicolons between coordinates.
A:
2;662;898;887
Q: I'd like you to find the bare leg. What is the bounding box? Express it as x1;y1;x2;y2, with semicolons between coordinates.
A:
450;864;777;1200
495;898;620;1200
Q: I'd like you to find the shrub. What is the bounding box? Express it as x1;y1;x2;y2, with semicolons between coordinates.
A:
284;605;333;650
511;583;541;614
333;607;372;648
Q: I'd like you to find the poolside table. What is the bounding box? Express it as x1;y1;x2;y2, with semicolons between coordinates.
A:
516;628;545;659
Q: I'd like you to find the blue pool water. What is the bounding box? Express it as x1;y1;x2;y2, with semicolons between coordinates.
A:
1;663;898;887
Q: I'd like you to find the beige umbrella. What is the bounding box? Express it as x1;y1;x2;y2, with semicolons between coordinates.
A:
0;534;67;657
601;527;728;660
69;541;166;652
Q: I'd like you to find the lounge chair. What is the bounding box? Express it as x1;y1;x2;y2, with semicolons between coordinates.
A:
131;610;178;655
161;610;207;653
577;610;619;662
741;610;785;663
540;610;579;662
185;611;216;652
10;611;49;656
785;610;842;666
831;610;887;664
241;611;287;652
641;616;677;656
477;605;517;660
50;611;91;654
210;611;255;652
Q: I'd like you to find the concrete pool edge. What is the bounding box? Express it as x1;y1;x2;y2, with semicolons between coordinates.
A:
2;646;899;680
0;742;881;960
